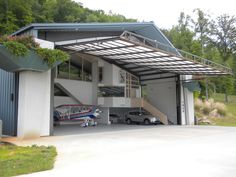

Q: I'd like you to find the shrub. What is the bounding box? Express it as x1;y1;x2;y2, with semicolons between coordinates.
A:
0;35;69;66
13;35;39;49
194;99;203;112
3;41;28;56
202;101;211;115
36;48;69;66
213;102;227;116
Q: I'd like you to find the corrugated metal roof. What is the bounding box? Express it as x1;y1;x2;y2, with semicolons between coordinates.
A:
56;31;232;77
12;22;175;50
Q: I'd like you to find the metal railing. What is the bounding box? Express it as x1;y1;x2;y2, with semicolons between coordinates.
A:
120;31;233;75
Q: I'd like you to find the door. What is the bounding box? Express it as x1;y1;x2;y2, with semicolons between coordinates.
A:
0;69;18;136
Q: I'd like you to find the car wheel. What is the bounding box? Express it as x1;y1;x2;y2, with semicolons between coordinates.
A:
144;119;150;125
126;118;132;125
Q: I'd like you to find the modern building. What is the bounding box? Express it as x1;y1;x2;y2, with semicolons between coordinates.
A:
0;22;232;138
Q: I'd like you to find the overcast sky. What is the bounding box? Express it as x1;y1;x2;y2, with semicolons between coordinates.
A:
76;0;236;29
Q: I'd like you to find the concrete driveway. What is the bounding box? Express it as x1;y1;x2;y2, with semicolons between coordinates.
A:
8;125;236;177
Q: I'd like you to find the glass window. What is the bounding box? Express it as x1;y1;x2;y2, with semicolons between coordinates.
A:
119;70;125;83
83;59;92;82
57;62;69;79
57;55;92;82
98;86;125;97
69;63;82;80
99;67;103;83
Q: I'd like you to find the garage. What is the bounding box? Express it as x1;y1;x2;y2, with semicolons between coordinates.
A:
0;22;231;138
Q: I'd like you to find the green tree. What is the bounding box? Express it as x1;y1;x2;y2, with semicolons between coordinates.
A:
0;0;137;35
209;14;236;102
191;9;211;100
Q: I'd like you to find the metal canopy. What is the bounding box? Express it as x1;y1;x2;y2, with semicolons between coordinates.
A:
55;31;232;78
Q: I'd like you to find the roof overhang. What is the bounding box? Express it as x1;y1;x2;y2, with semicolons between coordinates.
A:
55;31;232;80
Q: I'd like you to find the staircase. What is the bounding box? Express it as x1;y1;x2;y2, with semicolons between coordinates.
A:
141;98;168;125
54;82;81;104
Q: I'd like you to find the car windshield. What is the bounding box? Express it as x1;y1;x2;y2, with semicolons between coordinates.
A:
140;112;149;115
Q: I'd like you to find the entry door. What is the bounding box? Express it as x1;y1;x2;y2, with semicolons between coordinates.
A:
0;69;18;136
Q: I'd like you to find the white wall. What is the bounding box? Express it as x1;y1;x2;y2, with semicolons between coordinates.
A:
98;60;125;86
98;97;131;107
181;75;195;125
17;70;51;138
146;78;177;124
17;38;54;138
54;96;78;107
35;38;54;49
55;78;93;105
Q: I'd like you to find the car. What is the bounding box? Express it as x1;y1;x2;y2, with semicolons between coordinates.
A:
125;110;162;125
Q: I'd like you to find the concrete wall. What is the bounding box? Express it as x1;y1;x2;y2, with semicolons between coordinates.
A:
145;78;177;124
17;70;51;138
55;78;93;105
97;107;110;124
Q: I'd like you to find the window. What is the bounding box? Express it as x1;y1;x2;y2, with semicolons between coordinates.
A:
57;55;92;82
119;70;125;83
83;59;92;81
99;67;103;83
69;63;82;80
126;73;140;98
98;86;125;97
57;62;69;79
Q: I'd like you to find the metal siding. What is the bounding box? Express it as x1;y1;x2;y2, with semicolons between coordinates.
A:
0;69;18;136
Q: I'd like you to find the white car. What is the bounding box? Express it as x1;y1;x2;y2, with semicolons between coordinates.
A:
125;111;161;125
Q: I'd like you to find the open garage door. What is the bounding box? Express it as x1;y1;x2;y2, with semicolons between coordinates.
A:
55;31;232;81
55;30;232;127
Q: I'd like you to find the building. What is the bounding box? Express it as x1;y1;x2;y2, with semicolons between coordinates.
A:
0;22;232;138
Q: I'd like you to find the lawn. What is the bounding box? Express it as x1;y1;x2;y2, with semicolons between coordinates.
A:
0;143;57;177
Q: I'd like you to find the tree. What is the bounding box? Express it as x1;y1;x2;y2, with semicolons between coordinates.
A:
0;0;137;35
191;9;211;100
192;9;210;55
209;14;236;62
209;14;236;102
162;12;200;54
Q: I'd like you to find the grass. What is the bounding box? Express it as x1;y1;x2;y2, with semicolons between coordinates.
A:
210;103;236;126
0;143;57;177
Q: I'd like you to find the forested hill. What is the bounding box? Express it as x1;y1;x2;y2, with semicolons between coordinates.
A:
0;0;137;35
0;1;235;99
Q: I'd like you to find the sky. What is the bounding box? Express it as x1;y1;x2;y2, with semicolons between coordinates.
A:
76;0;236;29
